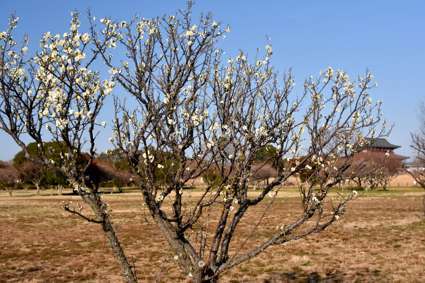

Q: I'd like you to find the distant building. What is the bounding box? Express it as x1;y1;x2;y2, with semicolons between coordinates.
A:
361;138;408;160
348;137;410;188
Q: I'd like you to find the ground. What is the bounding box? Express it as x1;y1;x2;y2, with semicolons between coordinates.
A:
0;188;424;282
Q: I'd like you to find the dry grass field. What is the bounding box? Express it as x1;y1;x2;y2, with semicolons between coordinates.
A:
1;188;425;282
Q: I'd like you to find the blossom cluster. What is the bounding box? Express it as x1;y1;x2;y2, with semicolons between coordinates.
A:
32;13;115;131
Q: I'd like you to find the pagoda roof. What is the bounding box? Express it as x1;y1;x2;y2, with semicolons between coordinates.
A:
365;138;400;150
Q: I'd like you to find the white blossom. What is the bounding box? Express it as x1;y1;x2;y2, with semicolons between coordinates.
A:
80;33;90;44
265;44;272;56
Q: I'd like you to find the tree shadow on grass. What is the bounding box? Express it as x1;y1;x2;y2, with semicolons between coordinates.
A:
263;268;386;283
263;270;344;283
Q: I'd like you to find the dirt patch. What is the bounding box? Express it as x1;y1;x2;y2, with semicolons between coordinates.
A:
0;192;424;282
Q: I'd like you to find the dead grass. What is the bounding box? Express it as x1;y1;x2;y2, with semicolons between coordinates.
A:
0;189;424;282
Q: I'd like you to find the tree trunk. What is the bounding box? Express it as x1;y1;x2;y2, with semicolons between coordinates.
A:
101;213;137;283
57;185;63;195
35;182;41;195
383;179;389;191
82;192;138;283
356;178;362;189
422;194;425;217
193;269;218;283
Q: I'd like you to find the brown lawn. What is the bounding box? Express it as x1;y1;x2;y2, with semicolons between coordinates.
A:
0;189;425;282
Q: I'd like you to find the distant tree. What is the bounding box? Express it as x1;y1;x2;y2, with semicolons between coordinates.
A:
13;141;66;166
297;158;324;186
0;161;18;195
250;163;277;186
99;148;177;187
346;151;404;190
18;161;44;193
202;166;223;188
93;158;137;190
254;144;278;162
13;141;68;192
410;103;425;189
409;103;425;215
98;149;131;171
252;145;283;185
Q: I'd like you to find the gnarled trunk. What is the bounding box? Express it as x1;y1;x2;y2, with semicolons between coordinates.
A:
57;185;63;195
77;185;137;283
422;194;425;217
101;211;137;283
35;182;41;195
193;268;219;283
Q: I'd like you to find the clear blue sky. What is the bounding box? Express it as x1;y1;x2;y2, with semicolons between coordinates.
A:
0;0;424;160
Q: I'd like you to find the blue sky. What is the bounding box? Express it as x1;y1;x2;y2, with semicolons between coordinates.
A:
0;0;424;160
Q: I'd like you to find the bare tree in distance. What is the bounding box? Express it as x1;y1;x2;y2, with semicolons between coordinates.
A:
12;141;69;192
17;161;45;194
90;4;387;281
0;161;18;196
346;150;404;190
0;4;387;282
250;162;278;186
409;102;425;215
410;102;425;188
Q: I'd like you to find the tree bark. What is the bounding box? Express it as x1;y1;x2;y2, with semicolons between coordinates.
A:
35;182;40;195
82;192;138;283
422;194;425;217
57;185;63;195
193;268;218;283
101;213;137;283
356;178;362;189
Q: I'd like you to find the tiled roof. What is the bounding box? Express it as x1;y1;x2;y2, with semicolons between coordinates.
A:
365;138;400;149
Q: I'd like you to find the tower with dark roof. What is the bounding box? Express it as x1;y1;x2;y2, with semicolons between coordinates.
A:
364;138;400;151
362;138;407;160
